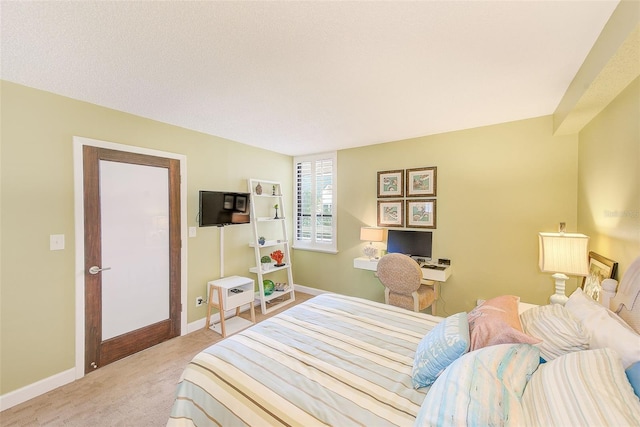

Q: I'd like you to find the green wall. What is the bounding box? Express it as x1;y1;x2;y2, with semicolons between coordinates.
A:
294;116;580;313
577;76;640;276
2;76;638;398
0;81;292;394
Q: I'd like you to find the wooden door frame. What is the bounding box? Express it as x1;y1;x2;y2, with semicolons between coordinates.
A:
73;136;188;380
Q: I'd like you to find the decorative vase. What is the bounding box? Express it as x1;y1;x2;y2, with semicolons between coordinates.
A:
263;279;275;295
274;206;279;219
255;182;262;195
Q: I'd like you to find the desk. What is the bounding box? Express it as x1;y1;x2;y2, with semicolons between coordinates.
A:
353;257;452;315
353;257;452;282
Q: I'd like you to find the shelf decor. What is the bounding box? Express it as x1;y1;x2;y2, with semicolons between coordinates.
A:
406;167;437;197
406;199;436;229
377;170;404;198
263;279;275;296
260;255;272;271
377;200;404;227
270;250;285;267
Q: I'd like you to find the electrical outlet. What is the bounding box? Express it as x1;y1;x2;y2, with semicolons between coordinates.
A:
195;296;204;307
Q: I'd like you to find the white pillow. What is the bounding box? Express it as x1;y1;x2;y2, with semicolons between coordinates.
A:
564;287;604;321
522;348;640;426
565;288;640;368
520;304;588;361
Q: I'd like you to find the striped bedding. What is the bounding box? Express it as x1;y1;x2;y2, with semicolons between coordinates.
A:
522;348;640;426
168;293;439;427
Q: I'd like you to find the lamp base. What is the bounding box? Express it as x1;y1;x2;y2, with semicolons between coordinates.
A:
549;273;569;305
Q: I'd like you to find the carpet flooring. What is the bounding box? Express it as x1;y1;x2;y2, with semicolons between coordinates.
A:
1;292;314;426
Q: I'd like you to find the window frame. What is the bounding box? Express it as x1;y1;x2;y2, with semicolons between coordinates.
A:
292;152;338;254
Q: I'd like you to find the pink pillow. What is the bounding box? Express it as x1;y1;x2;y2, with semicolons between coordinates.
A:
468;295;541;351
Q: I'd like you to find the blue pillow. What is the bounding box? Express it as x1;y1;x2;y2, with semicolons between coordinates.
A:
411;312;470;388
626;361;640;398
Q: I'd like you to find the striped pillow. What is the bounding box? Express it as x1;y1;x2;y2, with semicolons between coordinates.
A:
520;304;588;361
522;348;640;426
414;344;540;426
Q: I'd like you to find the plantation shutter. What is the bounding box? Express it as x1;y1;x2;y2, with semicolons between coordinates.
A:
294;153;337;252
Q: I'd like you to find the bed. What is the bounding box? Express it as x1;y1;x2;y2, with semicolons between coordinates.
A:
168;258;640;427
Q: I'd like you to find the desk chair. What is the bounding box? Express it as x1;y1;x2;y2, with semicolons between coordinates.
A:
376;253;435;312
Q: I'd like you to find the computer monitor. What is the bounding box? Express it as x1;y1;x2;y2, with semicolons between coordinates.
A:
386;230;433;261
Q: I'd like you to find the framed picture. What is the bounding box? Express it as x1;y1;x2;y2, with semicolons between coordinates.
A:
377;200;404;227
581;251;618;302
406;167;437;197
223;194;234;210
377;170;404;198
234;195;247;212
406;199;436;229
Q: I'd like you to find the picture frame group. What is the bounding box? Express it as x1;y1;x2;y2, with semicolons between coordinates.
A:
376;166;437;228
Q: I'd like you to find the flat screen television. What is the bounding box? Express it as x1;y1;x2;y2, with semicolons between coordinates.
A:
386;230;433;260
198;190;251;227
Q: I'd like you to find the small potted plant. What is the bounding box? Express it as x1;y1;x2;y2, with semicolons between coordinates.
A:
260;255;272;271
258;236;266;246
260;255;271;271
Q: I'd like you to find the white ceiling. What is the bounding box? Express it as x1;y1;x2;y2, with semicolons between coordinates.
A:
0;1;619;156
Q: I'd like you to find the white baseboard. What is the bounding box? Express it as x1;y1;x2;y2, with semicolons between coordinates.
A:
294;284;325;296
1;284;326;411
0;368;76;411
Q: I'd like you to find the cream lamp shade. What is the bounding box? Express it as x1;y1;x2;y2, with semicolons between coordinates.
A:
360;227;384;243
538;232;589;305
360;227;384;259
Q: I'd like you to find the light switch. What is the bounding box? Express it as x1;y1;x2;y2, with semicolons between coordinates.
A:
188;227;197;237
50;234;65;251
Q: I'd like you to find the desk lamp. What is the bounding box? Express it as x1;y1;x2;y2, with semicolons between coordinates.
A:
360;227;384;260
538;226;589;305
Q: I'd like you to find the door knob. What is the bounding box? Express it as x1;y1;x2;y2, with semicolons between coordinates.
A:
89;266;111;275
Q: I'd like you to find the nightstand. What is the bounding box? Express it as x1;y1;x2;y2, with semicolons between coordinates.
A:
205;276;256;337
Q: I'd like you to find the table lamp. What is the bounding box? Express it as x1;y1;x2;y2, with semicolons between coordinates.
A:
538;229;589;305
360;227;384;259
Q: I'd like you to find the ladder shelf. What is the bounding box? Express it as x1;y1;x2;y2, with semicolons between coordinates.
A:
247;179;296;314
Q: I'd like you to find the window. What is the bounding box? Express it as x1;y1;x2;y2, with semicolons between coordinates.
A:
293;152;337;253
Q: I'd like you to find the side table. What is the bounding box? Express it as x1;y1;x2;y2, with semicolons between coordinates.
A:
205;276;256;337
